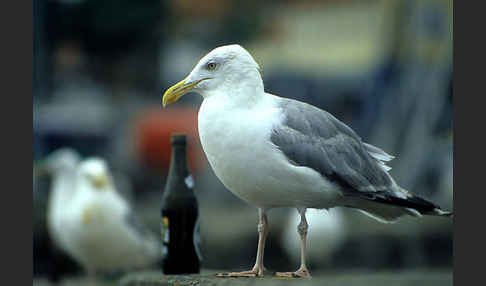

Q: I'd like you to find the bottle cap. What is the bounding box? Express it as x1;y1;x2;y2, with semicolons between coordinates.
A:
171;134;187;145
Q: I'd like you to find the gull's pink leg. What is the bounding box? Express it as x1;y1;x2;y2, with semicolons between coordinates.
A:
216;208;268;278
275;208;311;278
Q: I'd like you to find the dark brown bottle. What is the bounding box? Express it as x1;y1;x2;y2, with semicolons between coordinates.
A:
161;134;201;274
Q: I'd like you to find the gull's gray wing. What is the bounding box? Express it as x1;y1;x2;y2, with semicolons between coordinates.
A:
271;97;395;195
270;97;448;216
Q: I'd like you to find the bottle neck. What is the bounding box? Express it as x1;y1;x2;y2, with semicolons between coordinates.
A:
168;145;188;178
162;143;196;206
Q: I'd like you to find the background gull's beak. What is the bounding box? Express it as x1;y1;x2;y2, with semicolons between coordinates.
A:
92;174;109;190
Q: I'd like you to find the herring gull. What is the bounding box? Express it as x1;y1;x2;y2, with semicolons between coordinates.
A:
43;154;161;278
162;44;452;278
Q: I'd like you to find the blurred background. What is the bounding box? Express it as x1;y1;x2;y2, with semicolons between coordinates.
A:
33;0;453;283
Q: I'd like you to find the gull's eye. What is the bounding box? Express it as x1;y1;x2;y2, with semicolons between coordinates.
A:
206;62;217;70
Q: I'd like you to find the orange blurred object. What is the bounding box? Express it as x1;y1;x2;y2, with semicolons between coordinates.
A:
134;107;208;173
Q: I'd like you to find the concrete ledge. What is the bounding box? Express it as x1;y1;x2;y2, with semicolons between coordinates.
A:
119;269;452;286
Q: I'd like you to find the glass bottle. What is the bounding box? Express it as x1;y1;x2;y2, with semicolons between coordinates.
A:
161;134;201;274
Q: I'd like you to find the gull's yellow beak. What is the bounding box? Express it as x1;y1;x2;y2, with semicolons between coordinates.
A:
162;78;208;107
92;174;108;190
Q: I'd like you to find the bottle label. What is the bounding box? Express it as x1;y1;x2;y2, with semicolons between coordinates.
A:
160;216;170;258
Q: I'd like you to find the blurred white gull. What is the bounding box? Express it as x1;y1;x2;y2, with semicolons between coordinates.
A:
47;155;161;277
44;148;82;253
282;208;347;267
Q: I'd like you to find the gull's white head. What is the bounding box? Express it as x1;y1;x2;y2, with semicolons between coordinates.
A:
162;44;263;106
77;157;112;191
42;148;81;175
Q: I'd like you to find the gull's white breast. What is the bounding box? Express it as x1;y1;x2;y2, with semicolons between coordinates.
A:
198;94;341;209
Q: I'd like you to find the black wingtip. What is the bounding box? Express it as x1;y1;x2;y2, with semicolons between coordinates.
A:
359;191;453;219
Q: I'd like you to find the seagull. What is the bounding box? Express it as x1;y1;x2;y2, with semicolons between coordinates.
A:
162;44;452;278
44;155;161;278
43;148;82;255
282;208;346;268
